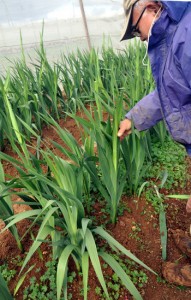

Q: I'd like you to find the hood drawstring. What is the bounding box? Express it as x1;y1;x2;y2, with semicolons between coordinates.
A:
142;6;162;66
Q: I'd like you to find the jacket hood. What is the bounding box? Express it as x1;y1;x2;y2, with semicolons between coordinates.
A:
148;1;190;48
161;1;190;23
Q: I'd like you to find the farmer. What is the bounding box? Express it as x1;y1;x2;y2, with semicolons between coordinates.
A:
118;0;191;286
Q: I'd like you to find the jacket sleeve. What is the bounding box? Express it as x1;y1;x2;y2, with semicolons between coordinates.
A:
176;26;191;89
125;89;163;131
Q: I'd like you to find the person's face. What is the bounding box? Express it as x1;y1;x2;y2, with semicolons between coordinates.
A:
132;2;161;41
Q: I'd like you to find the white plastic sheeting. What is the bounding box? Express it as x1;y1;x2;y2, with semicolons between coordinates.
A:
0;0;127;73
0;0;123;25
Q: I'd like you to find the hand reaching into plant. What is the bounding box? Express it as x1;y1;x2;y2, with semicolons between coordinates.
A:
117;119;132;141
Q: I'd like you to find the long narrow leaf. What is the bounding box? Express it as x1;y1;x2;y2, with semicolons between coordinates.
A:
85;229;109;299
94;227;157;274
159;208;167;261
100;252;143;300
57;245;75;300
82;252;89;300
0;272;13;300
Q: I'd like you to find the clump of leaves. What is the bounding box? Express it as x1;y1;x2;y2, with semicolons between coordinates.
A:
23;260;75;300
145;188;167;214
145;135;187;189
95;254;148;300
0;263;16;283
129;222;142;242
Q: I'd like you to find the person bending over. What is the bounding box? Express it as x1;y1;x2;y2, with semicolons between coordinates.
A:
118;0;191;286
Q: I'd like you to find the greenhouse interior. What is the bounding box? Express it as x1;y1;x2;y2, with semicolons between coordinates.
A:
0;0;125;74
0;1;191;300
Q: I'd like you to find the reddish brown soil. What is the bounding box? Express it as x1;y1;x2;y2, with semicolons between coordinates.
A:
0;116;191;300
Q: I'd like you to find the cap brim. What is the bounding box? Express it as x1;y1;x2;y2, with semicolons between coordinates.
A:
120;7;134;41
120;0;139;41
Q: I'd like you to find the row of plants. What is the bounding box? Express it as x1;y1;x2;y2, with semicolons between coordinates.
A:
0;90;156;300
0;34;158;151
0;104;187;299
0;36;188;299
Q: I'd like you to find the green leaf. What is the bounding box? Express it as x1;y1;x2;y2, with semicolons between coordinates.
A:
85;229;109;299
167;195;190;200
0;271;13;300
57;245;75;300
14;265;35;296
159;208;167;261
94;227;157;275
2;209;42;233
20;225;51;274
82;252;89;300
100;252;143;300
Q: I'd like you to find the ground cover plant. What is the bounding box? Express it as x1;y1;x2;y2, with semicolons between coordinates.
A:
0;39;191;300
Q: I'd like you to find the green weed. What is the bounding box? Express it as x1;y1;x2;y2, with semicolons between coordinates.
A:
145;136;187;190
95;253;148;299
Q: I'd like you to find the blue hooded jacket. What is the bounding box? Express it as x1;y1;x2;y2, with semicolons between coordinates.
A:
126;1;191;155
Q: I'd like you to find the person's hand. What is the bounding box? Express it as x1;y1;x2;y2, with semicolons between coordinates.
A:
186;197;191;213
117;119;132;141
